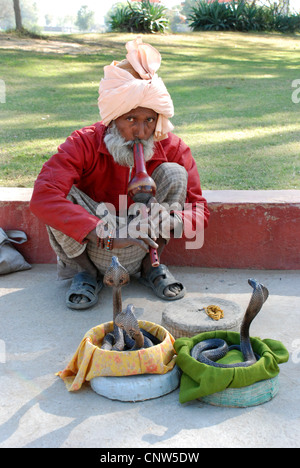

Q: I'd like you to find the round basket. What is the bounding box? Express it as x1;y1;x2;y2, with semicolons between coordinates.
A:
91;365;181;402
173;330;289;405
201;375;279;407
58;320;176;392
161;296;242;339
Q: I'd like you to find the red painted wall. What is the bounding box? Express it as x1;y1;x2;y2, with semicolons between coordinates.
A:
162;201;300;269
1;188;300;269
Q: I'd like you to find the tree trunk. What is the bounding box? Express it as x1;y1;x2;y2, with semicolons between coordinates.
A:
13;0;22;30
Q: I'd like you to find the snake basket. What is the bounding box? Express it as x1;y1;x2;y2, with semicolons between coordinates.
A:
174;330;289;406
201;375;279;407
57;320;177;393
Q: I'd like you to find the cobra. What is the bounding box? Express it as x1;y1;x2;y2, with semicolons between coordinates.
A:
115;303;154;350
101;256;158;351
191;279;269;368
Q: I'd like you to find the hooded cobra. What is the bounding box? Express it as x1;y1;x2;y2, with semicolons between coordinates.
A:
191;279;269;368
101;256;159;351
115;304;154;350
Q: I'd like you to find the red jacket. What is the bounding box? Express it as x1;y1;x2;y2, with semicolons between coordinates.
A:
30;122;209;244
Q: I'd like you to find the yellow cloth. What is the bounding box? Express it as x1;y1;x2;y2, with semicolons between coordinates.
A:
57;320;176;391
98;36;174;141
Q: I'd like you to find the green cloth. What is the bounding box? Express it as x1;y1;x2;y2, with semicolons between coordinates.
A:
174;331;289;404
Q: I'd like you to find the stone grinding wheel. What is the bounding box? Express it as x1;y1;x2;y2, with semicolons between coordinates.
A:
161;296;243;339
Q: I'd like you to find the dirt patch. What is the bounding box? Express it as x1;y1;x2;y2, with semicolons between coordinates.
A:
0;34;100;54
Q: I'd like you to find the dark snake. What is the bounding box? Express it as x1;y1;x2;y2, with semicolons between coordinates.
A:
191;278;269;367
101;256;159;351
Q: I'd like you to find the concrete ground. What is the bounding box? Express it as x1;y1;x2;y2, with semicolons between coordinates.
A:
0;264;299;448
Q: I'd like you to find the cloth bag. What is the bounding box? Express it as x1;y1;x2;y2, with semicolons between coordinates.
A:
0;228;31;275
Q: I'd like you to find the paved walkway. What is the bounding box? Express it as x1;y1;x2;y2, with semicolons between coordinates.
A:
0;265;299;448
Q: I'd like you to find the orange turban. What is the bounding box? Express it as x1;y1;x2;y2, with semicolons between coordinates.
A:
98;37;174;141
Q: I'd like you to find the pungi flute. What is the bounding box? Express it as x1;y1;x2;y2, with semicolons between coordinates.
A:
127;143;159;267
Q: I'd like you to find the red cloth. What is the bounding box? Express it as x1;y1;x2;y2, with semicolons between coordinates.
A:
30;122;209;244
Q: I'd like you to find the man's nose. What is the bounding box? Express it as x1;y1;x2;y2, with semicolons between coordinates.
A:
133;122;147;140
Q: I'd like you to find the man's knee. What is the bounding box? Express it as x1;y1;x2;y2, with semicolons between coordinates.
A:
152;163;188;206
153;162;187;183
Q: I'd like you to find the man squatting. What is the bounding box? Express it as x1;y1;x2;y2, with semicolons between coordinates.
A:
30;37;210;310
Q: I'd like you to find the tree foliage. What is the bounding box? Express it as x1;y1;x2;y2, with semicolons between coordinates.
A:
75;5;95;31
0;0;38;31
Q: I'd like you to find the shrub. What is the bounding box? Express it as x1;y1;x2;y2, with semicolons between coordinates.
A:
188;0;300;33
106;3;132;32
107;1;169;34
188;0;233;31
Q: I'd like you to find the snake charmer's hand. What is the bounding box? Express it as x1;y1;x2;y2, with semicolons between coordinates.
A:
87;225;158;253
146;196;181;239
137;197;183;298
113;223;158;252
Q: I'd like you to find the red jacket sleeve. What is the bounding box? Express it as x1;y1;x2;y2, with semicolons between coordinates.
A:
30;128;100;243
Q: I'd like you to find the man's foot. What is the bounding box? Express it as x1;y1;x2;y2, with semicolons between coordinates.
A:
66;271;103;310
139;264;186;301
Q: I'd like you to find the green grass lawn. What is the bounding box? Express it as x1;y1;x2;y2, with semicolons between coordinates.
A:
0;31;299;189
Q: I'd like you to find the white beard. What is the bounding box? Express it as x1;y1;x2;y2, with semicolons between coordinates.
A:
103;122;155;167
